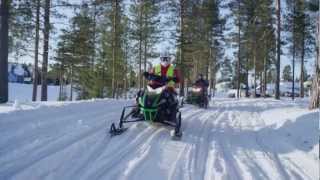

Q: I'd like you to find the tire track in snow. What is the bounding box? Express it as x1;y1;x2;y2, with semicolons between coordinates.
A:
0;104;122;158
0;113;112;180
116;130;168;180
247;101;293;180
0;109;119;166
63;122;150;180
162;105;225;180
190;108;225;180
167;107;209;180
117;107;207;180
82;127;163;180
252;106;308;180
211;106;244;180
84;106;203;180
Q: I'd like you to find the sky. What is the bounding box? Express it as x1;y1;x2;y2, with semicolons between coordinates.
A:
8;0;317;78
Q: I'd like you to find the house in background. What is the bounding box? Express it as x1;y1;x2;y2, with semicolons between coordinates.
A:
8;63;33;84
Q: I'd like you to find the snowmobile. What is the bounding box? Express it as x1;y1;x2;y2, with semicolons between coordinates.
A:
109;73;182;138
186;85;209;108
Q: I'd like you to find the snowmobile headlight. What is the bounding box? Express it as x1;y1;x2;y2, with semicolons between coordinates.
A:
147;85;165;94
192;87;202;92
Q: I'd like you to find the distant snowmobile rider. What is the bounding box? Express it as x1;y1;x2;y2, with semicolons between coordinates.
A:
194;74;209;88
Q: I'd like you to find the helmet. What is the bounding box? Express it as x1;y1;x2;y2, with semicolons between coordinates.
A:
160;50;171;66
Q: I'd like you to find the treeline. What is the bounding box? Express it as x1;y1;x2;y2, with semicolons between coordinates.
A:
0;0;319;108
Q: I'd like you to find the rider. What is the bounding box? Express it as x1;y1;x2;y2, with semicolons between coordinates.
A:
147;51;180;92
194;74;209;88
133;51;181;119
193;74;209;105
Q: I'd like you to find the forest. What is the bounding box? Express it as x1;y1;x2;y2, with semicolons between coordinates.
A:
0;0;319;108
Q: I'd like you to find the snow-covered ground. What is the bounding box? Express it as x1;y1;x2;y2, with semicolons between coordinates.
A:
0;98;318;180
9;83;61;102
8;83;74;102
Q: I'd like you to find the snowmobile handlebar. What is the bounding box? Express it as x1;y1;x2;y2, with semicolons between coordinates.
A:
143;72;178;83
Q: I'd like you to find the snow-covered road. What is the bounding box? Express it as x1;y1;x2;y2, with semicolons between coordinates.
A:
0;98;318;180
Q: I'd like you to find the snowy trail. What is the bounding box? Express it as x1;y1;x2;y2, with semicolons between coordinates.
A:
0;98;318;180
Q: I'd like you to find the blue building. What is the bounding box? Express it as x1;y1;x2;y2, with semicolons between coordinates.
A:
8;63;32;84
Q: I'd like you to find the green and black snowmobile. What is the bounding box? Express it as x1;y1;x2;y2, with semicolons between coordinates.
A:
109;73;182;138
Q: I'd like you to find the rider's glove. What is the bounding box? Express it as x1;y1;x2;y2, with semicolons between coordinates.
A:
143;72;149;78
161;76;168;82
172;77;178;83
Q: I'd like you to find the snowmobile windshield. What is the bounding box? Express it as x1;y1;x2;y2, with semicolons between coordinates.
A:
192;87;202;93
147;85;166;94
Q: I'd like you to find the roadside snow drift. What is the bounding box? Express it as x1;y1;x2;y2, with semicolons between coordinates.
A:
0;98;318;180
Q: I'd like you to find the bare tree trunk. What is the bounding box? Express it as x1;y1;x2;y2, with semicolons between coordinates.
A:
245;58;249;97
253;40;257;98
137;1;143;90
236;0;241;98
309;12;319;109
300;24;305;98
179;0;185;96
292;2;296;101
263;39;267;98
92;3;97;71
292;45;295;100
275;0;281;99
41;0;51;101
59;65;64;101
111;0;118;98
143;38;147;89
32;0;40;101
0;0;10;103
69;65;73;101
208;47;213;95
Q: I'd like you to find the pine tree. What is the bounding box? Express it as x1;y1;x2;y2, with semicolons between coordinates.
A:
129;0;160;89
9;0;34;59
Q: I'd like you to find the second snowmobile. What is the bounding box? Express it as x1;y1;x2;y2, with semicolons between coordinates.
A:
186;85;209;108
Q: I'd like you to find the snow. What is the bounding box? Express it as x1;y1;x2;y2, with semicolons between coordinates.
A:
0;98;318;180
8;83;73;102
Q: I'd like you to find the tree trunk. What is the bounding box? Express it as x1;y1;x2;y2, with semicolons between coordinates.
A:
237;0;241;98
263;38;268;98
111;0;118;98
275;0;281;99
143;38;147;89
69;65;73;101
291;2;296;101
41;0;51;101
292;44;295;100
32;0;40;101
300;23;305;98
0;0;9;103
309;12;319;109
245;58;249;97
179;0;185;96
138;1;143;90
253;41;257;98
